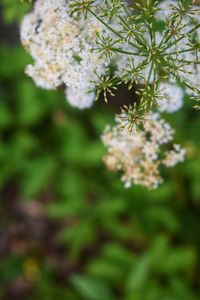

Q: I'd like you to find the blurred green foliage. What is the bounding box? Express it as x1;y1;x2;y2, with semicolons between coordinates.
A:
0;2;200;300
1;0;31;23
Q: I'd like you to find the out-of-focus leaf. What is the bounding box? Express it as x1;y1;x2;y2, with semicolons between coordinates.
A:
86;259;124;282
0;256;23;282
1;0;31;23
59;221;96;258
0;98;12;128
21;156;56;198
71;275;114;300
102;243;135;265
126;255;151;292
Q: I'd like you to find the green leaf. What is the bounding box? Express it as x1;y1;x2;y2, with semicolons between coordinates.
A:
60;221;96;257
102;243;135;265
71;275;114;300
86;259;124;282
0;99;12;128
126;255;151;292
21;157;56;198
17;81;45;126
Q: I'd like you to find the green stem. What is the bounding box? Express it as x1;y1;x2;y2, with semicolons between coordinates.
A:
93;47;145;56
122;3;131;18
111;48;146;56
177;76;197;93
179;60;200;64
88;7;137;49
148;62;154;82
158;23;188;50
88;8;122;38
163;23;200;51
117;15;146;49
164;48;196;56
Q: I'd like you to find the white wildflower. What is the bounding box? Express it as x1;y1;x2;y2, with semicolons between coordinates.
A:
102;113;185;189
20;0;108;109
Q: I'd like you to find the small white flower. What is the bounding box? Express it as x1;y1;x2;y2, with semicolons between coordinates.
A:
157;82;184;113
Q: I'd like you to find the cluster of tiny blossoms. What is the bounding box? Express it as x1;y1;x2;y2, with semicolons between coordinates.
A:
69;0;200;113
102;113;185;189
20;0;193;189
20;0;110;109
20;0;200;112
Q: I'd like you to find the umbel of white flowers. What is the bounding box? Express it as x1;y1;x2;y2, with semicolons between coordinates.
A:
20;0;110;109
102;112;185;189
20;0;194;188
20;0;200;112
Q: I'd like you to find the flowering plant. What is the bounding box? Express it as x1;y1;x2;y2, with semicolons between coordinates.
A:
20;0;200;188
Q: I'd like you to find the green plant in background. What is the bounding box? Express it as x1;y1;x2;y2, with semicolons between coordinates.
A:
1;0;31;23
0;1;200;300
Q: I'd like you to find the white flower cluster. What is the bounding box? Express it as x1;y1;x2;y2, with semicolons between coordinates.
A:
20;0;197;113
20;0;189;190
157;83;184;113
116;0;200;113
102;113;185;189
20;0;108;109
